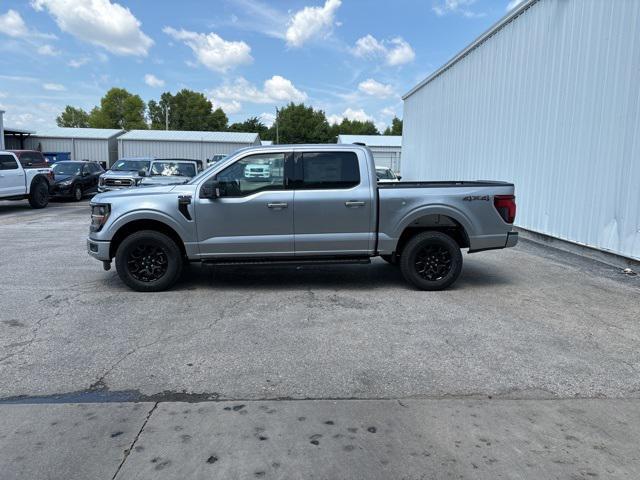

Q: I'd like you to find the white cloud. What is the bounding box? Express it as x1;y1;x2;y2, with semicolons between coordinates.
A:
386;38;416;66
31;0;153;56
350;35;415;66
37;44;59;56
432;0;485;18
211;76;307;106
328;108;374;125
380;107;396;118
144;74;165;88
211;99;242;114
351;34;386;58
0;9;28;37
285;0;341;47
259;112;276;127
358;79;394;98
43;82;66;91
507;0;525;10
0;8;56;39
163;27;252;73
68;57;89;68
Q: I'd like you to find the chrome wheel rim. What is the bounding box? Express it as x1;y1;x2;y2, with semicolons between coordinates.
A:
414;244;452;281
127;244;168;282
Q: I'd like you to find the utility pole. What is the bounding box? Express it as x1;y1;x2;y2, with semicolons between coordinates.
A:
165;104;169;130
275;107;279;144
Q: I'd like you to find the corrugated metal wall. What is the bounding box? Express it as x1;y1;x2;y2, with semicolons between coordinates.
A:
402;0;640;260
118;140;259;161
25;137;113;164
369;146;402;173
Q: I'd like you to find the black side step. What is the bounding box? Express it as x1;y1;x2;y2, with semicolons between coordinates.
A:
202;257;371;267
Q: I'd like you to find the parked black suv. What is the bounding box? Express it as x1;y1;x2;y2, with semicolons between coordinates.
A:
52;161;104;201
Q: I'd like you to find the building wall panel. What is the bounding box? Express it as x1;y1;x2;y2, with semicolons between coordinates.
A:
118;140;254;161
402;0;640;260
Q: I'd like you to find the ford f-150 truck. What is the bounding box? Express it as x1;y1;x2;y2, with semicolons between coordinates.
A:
87;145;517;292
0;151;54;208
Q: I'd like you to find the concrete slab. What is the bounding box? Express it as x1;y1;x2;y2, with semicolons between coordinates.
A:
116;399;640;480
0;402;153;480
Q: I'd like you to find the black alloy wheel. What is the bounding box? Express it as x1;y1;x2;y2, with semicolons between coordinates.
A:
115;230;183;292
414;244;452;281
126;244;169;282
399;231;463;291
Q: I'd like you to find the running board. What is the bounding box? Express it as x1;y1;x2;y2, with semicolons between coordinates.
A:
202;257;371;267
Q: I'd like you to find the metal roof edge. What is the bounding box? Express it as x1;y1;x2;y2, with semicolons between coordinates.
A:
402;0;540;100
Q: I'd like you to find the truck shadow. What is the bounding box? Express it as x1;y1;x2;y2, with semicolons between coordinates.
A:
171;259;514;292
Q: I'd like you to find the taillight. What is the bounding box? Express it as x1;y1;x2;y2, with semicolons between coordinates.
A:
494;195;516;224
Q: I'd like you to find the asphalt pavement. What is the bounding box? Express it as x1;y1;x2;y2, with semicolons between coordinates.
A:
1;199;639;479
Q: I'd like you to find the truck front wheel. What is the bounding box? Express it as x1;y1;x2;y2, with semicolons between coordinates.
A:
28;179;49;209
115;230;183;292
399;231;463;291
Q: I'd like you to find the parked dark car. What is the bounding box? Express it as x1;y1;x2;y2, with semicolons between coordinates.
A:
52;161;104;201
7;150;49;168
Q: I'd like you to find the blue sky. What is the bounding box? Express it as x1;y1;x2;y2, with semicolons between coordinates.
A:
0;0;524;131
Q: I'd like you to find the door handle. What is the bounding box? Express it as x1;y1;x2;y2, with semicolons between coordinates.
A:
267;202;288;209
345;201;365;207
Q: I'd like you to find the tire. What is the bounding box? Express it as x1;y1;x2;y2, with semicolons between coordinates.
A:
73;184;83;202
28;179;49;209
115;230;183;292
381;254;397;265
399;231;463;291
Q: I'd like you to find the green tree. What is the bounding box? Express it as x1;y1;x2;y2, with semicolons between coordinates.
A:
269;103;332;144
149;89;228;131
88;88;147;130
228;116;269;137
383;117;403;136
56;106;90;128
334;118;379;136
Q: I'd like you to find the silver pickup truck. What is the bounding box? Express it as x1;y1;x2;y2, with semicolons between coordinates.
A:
87;144;517;292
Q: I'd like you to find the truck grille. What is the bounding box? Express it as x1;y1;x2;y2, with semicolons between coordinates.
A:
104;178;134;187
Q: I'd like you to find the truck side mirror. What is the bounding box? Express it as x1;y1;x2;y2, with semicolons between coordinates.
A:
200;179;221;199
138;169;147;177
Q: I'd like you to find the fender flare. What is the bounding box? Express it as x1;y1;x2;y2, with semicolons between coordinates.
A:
106;209;190;242
392;204;475;242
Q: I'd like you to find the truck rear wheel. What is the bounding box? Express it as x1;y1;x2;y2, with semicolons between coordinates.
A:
115;230;183;292
28;179;49;209
399;231;462;291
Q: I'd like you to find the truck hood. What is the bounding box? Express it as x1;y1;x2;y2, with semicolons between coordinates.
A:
139;176;190;186
92;185;184;203
101;170;141;179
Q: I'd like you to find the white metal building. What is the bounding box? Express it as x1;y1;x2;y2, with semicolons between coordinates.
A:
0;110;4;150
117;130;260;162
24;128;123;166
337;135;402;172
402;0;640;261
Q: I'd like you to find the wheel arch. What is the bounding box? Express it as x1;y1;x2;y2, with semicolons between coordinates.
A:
393;208;471;256
109;219;187;259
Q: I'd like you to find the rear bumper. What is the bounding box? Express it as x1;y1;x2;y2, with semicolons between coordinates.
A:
506;231;519;248
87;238;111;261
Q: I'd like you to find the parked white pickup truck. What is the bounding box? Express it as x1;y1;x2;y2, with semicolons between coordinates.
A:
0;151;54;208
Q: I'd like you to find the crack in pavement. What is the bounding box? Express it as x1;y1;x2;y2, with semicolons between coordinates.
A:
111;402;158;480
88;297;245;391
0;316;46;364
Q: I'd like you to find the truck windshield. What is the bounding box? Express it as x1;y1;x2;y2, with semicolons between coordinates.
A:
52;163;81;175
150;162;196;177
112;160;151;172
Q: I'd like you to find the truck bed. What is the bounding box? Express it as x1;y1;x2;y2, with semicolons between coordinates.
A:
377;180;514;189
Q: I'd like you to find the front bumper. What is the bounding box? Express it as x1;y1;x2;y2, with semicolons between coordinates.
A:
52;185;74;197
506;231;519;248
87;238;111;261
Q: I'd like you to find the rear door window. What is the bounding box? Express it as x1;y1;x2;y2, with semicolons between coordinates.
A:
0;154;19;170
299;151;360;189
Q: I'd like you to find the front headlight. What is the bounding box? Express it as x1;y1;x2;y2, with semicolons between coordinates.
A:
59;180;72;186
90;203;111;233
